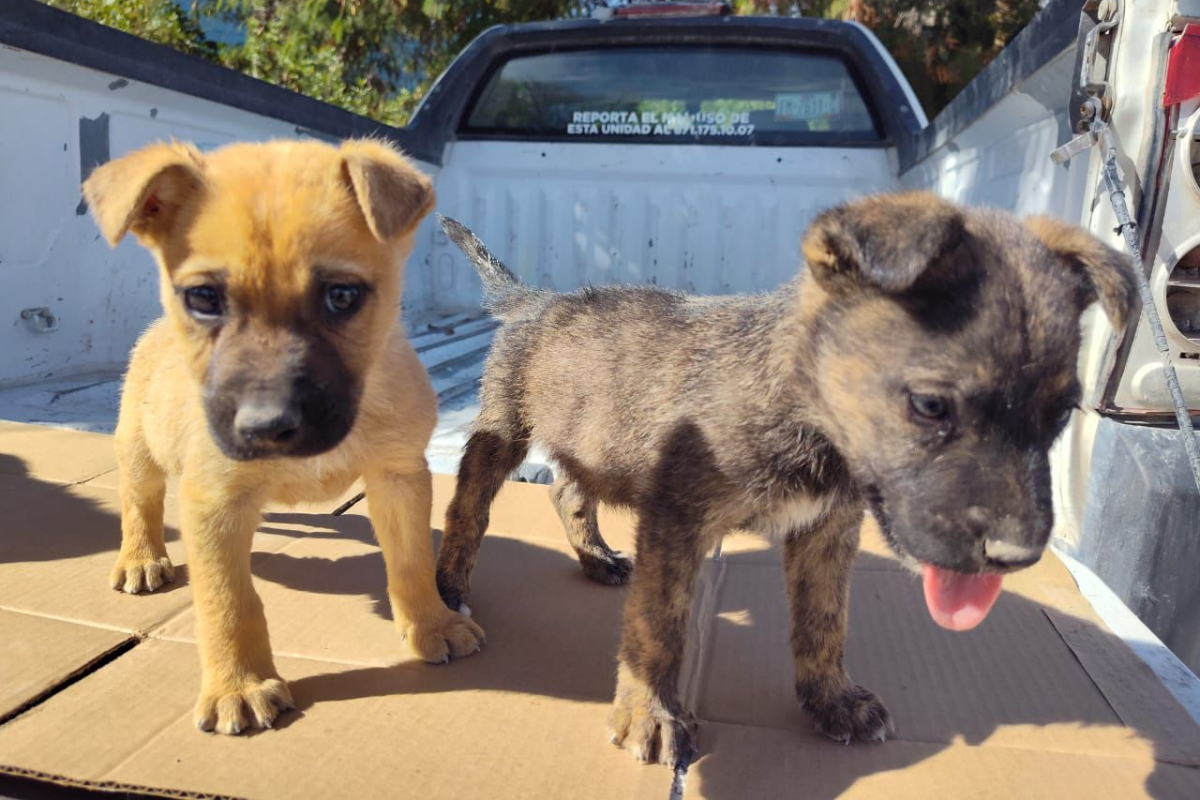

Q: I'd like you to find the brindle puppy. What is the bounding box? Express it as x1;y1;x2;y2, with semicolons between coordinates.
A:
434;193;1136;766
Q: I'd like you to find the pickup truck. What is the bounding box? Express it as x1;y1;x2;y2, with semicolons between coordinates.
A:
2;0;1199;720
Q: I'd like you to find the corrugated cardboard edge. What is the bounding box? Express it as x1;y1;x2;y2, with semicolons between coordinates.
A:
0;766;234;800
1045;607;1200;767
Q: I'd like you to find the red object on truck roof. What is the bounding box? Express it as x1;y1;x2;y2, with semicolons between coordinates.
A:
613;1;731;17
1164;23;1200;107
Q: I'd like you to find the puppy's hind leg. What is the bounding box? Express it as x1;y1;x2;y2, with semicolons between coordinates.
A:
608;509;708;767
550;474;632;586
785;503;892;744
110;424;173;594
436;425;528;612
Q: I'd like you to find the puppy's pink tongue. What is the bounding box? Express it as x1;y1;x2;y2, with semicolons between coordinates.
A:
921;565;1003;631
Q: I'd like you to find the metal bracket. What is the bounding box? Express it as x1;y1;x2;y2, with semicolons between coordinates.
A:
1069;0;1120;134
1050;129;1101;165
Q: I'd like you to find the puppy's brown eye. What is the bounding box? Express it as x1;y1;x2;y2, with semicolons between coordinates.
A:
325;284;363;315
183;286;222;319
909;392;951;423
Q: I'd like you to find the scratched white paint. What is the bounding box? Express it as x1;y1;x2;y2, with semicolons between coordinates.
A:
899;49;1082;219
409;139;901;312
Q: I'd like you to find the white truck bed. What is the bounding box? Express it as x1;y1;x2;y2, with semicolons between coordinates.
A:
0;311;500;481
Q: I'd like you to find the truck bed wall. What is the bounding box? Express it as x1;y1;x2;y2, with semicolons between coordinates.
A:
895;0;1200;677
0;40;439;389
897;7;1084;218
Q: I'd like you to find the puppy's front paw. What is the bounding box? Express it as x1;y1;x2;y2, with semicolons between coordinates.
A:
405;610;485;664
803;683;893;744
194;676;294;735
579;550;634;586
608;694;697;767
110;554;175;594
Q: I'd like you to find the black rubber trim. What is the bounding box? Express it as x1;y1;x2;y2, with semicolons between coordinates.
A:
0;0;433;163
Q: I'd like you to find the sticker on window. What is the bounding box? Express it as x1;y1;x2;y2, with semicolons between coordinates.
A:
566;111;755;137
775;92;841;122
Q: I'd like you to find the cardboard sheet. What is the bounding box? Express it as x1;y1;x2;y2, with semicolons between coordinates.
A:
0;610;130;723
0;422;1198;798
0;422;116;486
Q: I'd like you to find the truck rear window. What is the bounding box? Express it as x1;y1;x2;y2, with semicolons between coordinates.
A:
461;46;882;145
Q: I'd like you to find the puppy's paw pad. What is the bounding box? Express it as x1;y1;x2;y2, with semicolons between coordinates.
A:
580;551;634;586
407;612;485;663
608;700;697;767
110;555;175;594
806;684;892;745
194;677;293;735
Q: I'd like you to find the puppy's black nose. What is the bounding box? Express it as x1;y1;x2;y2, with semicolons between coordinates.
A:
234;402;301;446
983;539;1042;569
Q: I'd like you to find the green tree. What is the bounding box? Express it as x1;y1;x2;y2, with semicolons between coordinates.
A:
204;0;418;122
43;0;591;124
732;0;1040;115
44;0;1039;123
45;0;216;58
843;0;1041;113
388;1;601;118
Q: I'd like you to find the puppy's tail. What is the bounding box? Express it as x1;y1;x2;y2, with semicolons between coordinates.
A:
439;215;546;321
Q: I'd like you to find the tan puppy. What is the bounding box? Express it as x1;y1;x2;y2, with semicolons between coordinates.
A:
84;138;483;735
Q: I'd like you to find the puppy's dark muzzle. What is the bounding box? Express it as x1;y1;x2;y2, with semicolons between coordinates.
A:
206;384;358;461
864;483;1049;575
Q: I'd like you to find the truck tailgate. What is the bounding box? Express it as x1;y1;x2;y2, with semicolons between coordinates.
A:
415;140;900;311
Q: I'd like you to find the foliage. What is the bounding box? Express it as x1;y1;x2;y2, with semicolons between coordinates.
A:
205;0;417;123
45;0;216;59
735;0;1042;114
43;0;592;124
43;0;1041;124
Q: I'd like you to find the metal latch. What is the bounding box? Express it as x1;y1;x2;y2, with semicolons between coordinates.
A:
1068;0;1120;135
20;307;59;334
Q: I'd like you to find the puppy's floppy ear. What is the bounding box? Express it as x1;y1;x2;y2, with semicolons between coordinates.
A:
82;141;204;247
1024;216;1139;330
339;139;435;241
802;191;964;293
